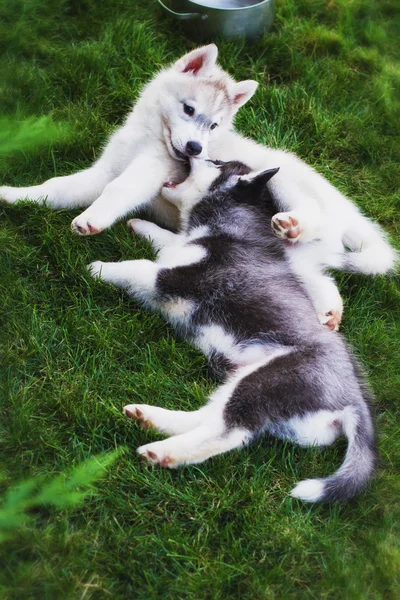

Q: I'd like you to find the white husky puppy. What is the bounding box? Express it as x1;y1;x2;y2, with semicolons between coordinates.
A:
1;45;396;327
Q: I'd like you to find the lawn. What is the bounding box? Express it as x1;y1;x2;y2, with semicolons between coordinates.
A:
1;0;399;598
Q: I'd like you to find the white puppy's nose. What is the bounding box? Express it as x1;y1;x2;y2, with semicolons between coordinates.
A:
186;141;202;156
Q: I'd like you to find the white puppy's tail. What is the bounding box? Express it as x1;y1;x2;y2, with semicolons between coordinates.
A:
291;405;377;503
342;217;397;275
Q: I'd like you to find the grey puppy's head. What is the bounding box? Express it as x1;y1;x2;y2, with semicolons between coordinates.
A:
162;157;279;229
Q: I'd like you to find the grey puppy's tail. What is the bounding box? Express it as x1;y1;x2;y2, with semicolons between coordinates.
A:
290;405;377;503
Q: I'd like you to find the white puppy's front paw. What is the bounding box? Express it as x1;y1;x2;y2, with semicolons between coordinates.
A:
272;212;303;243
87;261;104;279
137;441;178;469
71;214;104;236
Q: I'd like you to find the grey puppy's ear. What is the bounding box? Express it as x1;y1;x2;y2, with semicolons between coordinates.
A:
174;45;218;76
238;167;280;186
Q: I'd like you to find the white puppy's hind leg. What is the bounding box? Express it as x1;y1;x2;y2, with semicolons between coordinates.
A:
342;214;398;275
306;273;343;331
311;274;343;331
0;166;113;209
290;263;343;330
287;242;344;330
1;118;147;215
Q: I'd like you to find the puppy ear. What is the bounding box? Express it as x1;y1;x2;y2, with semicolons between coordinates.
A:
232;80;258;109
238;167;280;186
174;45;218;76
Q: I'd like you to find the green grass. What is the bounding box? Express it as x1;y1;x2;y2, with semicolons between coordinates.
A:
1;0;399;597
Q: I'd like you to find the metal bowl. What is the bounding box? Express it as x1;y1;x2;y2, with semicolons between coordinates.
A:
158;0;274;41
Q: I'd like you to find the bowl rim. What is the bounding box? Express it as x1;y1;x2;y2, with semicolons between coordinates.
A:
185;0;272;11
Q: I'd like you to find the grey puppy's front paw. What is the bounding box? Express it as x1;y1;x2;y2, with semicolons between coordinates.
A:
87;261;104;279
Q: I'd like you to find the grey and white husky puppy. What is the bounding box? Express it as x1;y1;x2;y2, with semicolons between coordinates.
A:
1;45;396;330
88;158;377;503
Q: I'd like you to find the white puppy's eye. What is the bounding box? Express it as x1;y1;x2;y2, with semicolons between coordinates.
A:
184;104;195;117
210;122;218;130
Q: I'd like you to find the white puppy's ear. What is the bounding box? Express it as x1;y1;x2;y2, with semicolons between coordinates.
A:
174;45;218;76
232;80;258;109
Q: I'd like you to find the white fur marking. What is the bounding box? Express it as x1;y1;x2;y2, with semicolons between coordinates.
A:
288;410;344;447
157;242;206;268
161;298;194;325
188;225;210;241
290;479;324;502
195;324;292;368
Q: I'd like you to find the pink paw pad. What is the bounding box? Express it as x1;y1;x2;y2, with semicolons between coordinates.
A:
87;223;101;234
124;407;153;429
139;451;173;468
73;221;102;235
272;215;303;242
323;310;342;331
